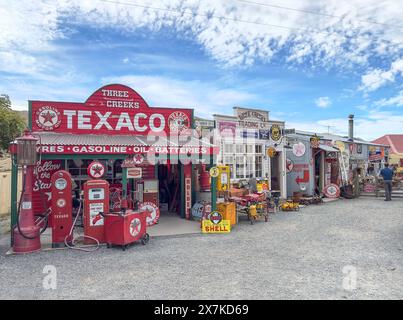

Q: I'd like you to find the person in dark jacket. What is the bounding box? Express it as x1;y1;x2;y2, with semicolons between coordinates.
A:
380;163;394;201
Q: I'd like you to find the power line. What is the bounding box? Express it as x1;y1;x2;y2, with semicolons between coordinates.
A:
98;0;330;35
235;0;403;30
97;0;402;46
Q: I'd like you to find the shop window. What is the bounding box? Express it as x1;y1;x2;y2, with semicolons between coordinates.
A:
224;144;234;154
255;155;262;178
235;155;245;179
246;145;254;154
223;156;234;179
245;156;254;178
236;144;245;154
255;145;262;154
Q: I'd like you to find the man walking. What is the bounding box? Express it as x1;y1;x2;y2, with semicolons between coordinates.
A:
380;163;394;201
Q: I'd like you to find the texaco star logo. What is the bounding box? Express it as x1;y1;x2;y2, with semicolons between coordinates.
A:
35;106;61;131
133;154;144;165
129;218;141;237
87;161;105;179
168;111;190;132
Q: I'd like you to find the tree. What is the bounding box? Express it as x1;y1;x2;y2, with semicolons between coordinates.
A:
0;95;26;151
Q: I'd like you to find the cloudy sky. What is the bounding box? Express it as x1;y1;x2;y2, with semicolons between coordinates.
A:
0;0;402;140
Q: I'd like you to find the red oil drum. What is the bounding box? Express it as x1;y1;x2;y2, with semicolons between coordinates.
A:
199;165;211;191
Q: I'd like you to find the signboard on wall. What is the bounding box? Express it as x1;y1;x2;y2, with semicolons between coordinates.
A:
235;108;270;129
32;160;62;216
31;84;193;135
218;121;236;138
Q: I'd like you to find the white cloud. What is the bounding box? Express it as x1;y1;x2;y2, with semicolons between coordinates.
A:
359;58;403;92
0;0;402;71
375;90;403;107
314;96;331;108
101;74;255;117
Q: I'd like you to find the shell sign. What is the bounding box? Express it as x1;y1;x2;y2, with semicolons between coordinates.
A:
31;84;192;135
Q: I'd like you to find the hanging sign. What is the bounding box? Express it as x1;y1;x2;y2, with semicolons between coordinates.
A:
87;161;105;179
310;135;320;148
270;124;282;141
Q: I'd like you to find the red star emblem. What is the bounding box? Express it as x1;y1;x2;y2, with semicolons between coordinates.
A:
134;154;143;163
91;165;103;175
41;111;55;124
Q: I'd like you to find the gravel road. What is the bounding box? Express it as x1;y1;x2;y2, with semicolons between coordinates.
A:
0;197;402;300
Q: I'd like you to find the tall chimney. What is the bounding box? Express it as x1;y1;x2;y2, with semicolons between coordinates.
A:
348;114;354;141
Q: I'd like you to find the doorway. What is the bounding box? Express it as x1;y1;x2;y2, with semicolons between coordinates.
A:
270;153;281;192
157;163;181;216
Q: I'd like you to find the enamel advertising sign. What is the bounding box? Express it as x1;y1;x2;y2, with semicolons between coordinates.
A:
31;84;192;136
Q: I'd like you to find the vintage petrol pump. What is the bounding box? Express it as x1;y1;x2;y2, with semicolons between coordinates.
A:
12;129;41;254
51;170;73;247
83;161;110;244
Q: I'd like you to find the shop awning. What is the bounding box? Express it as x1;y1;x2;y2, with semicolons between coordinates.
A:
318;144;339;153
34;132;218;155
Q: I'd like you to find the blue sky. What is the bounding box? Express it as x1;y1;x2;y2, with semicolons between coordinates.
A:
0;0;402;140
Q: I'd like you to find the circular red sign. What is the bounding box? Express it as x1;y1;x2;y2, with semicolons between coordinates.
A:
87;161;105;179
139;202;160;226
323;183;340;198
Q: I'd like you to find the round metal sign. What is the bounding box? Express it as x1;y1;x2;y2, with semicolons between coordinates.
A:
87;161;105;179
139;202;160;226
267;147;277;158
209;167;220;178
292;142;306;157
323;183;340;198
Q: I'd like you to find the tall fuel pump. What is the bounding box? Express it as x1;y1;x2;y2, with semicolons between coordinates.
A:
13;130;42;254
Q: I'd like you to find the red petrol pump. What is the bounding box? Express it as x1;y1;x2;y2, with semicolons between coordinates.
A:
83;179;110;244
51;170;73;247
13;130;42;254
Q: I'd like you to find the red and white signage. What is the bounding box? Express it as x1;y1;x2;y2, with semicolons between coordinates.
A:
31;84;192;136
127;167;142;179
323;183;340;198
32;160;62;217
87;161;105;179
139;202;160;226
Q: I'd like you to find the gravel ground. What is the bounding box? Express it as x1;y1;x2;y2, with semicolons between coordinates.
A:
0;197;402;300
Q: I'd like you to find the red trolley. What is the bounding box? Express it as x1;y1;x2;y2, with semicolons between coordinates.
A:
103;210;150;251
